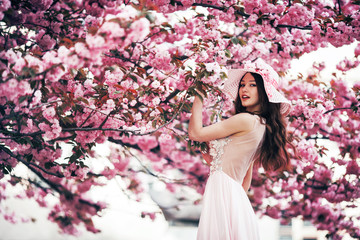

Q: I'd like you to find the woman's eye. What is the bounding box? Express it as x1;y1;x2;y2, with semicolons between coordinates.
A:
251;84;257;87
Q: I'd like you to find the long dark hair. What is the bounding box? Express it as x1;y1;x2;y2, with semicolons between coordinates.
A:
235;72;293;172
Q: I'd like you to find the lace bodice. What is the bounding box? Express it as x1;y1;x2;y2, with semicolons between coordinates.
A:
209;138;231;175
207;114;266;184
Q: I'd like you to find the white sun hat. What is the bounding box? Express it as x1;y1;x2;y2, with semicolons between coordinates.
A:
223;59;291;116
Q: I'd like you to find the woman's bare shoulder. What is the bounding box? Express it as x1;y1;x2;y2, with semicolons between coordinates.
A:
232;112;258;121
229;112;258;131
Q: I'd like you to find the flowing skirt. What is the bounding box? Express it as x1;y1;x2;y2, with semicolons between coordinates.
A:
197;171;260;240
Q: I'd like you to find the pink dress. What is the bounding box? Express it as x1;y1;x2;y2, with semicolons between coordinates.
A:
197;114;266;240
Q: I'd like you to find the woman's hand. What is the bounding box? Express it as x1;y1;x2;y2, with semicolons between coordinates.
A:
194;87;205;101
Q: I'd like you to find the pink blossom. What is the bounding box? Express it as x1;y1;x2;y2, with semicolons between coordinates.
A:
346;160;360;175
137;135;158;152
124;18;150;46
355;43;360;57
39;122;51;132
243;0;261;13
336;57;360;71
205;62;220;73
149;49;172;72
278;4;314;27
0;0;11;12
141;211;157;220
75;167;89;180
42;107;56;121
151;80;160;88
104;69;124;86
58;46;84;69
247;14;258;25
151;97;161;106
35;29;56;50
86;35;105;49
29;0;53;11
99;21;125;38
113;157;130;171
75;131;99;145
75;42;92;59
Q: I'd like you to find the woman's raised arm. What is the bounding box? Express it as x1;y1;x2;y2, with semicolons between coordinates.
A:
188;96;256;142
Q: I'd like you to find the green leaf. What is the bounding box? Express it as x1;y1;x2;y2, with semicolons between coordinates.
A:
351;104;358;113
19;96;28;103
152;120;157;128
77;97;89;105
231;37;240;45
196;83;207;97
145;12;155;23
193;90;204;102
224;49;232;58
3;165;12;174
210;112;216;122
187;140;192;149
200;142;208;152
128;74;138;82
195;13;205;18
30;81;36;89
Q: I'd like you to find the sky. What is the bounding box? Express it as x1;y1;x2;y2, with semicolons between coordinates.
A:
288;41;359;84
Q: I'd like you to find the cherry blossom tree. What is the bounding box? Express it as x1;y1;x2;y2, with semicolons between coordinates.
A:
0;0;359;238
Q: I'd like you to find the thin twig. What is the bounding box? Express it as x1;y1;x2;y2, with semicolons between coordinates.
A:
10;174;52;194
276;24;312;30
337;0;342;14
125;147;190;184
79;109;96;128
323;106;358;114
192;2;249;17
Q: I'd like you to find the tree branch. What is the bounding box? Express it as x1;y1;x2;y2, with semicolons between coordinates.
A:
0;145;64;192
125;147;190;184
276;24;312;30
337;0;342;14
79;109;96;128
305;135;330;140
0;145;64;178
163;89;180;103
319;128;341;138
1;145;101;210
192;2;249;17
323;106;358;114
10;174;52;194
98;112;111;129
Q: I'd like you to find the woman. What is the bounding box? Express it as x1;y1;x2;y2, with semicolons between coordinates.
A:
188;59;293;240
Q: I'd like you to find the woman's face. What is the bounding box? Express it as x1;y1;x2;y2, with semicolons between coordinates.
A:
238;73;261;113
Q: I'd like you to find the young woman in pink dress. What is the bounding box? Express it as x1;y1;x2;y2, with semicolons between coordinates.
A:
188;59;293;240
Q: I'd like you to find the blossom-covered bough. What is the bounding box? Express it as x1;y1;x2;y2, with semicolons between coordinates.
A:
0;0;359;238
